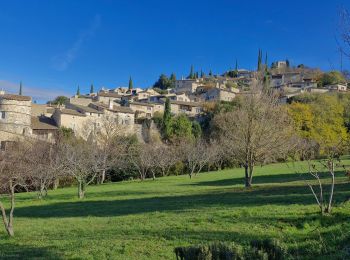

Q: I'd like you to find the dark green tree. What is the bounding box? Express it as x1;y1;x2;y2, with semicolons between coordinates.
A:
48;96;69;106
257;49;262;71
286;59;290;68
188;65;194;79
128;77;133;90
76;85;80;96
170;73;176;82
195;72;199;79
154;74;175;90
209;69;213;77
171;114;193;139
19;81;23;95
90;84;94;94
162;98;172;140
192;121;202;139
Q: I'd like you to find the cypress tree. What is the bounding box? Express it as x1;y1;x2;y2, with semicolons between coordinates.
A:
209;69;213;77
200;69;205;78
286;59;290;68
128;77;133;90
257;49;262;71
90;84;94;94
195;72;199;79
19;81;23;95
170;73;176;81
76;85;80;96
189;65;194;79
162;98;172;140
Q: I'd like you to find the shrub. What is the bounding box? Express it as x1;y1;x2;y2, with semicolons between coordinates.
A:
249;238;288;260
174;242;244;260
174;239;289;260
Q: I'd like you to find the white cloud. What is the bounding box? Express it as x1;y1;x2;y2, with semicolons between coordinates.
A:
0;80;71;101
51;14;101;71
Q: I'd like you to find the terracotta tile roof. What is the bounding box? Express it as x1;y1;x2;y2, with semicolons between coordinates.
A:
98;92;123;98
159;98;202;107
129;101;154;107
70;104;103;114
93;102;134;114
60;109;86;116
31;116;58;130
170;100;202;107
0;94;31;101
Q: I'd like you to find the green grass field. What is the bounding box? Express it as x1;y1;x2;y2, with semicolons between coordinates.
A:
0;161;349;259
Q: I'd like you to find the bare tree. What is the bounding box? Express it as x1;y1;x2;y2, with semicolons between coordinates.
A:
180;139;214;179
210;138;233;170
0;141;31;236
294;139;344;215
60;139;99;199
150;143;177;178
213;85;293;187
128;143;153;181
28;141;64;198
88;115;129;184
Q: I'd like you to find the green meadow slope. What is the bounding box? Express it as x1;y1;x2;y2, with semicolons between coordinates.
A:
0;161;349;259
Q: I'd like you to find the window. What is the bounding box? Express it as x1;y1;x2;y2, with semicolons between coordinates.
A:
0;111;5;119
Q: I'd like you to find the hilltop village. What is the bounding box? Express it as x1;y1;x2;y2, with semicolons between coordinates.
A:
0;60;348;146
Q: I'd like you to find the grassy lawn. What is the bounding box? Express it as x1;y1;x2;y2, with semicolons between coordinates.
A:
0;161;349;259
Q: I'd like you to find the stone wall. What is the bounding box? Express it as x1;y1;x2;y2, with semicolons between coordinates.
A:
0;98;32;135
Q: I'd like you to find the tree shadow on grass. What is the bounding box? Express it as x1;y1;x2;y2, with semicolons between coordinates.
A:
189;171;346;187
0;242;63;260
16;189;156;203
14;181;350;219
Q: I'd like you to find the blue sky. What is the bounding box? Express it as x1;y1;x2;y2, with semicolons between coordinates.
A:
0;0;349;102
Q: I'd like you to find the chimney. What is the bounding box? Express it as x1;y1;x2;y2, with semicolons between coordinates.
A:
109;99;113;110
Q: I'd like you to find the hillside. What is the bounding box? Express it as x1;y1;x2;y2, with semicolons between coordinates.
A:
0;161;349;259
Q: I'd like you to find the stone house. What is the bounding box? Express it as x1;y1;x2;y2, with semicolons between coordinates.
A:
52;108;87;135
159;99;202;117
0;94;32;144
201;88;236;102
128;101;154;118
31;103;55;117
97;91;124;105
175;78;204;94
31;116;58;141
326;83;347;92
89;102;135;125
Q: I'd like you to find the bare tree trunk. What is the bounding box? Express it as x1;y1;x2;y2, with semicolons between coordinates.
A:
326;161;335;214
100;169;106;184
189;169;194;179
38;181;47;199
7;185;15;236
53;178;60;190
248;163;254;187
78;181;85;199
0;185;15;237
244;162;250;187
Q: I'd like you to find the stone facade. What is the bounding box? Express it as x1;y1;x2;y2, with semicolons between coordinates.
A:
201;88;236;102
0;94;32;143
175;79;203;94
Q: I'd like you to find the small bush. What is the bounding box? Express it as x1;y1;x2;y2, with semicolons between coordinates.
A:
250;238;288;260
174;239;289;260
